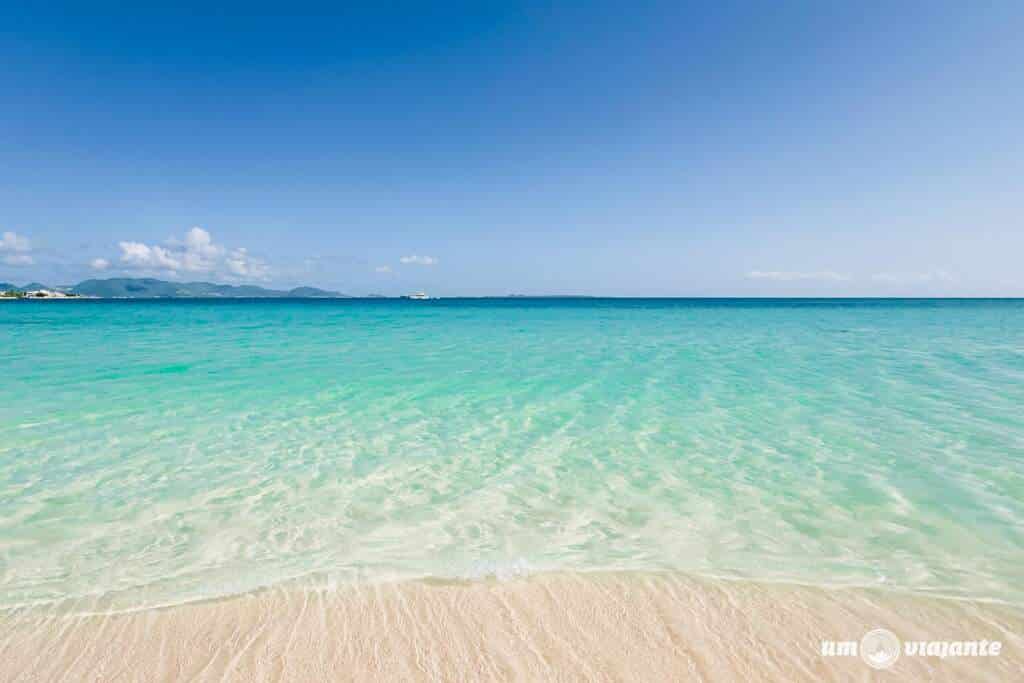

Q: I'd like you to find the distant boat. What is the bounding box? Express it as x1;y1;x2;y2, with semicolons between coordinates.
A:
405;292;431;300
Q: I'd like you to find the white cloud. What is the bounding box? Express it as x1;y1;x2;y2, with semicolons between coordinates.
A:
90;257;110;270
871;270;955;284
119;241;182;270
746;270;851;282
399;254;438;266
374;265;392;273
1;231;33;265
224;247;268;278
118;227;268;280
177;226;224;271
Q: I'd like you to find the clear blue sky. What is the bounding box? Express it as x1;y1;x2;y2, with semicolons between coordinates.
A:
2;1;1022;296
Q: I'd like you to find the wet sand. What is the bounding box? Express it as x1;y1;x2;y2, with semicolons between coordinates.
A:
1;572;1021;682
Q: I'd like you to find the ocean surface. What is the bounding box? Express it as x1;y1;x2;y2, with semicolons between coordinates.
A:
1;299;1022;611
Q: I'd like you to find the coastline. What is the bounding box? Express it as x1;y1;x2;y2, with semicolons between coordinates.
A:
2;571;1020;682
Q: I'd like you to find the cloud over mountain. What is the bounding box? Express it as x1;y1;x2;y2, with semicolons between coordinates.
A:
118;227;268;280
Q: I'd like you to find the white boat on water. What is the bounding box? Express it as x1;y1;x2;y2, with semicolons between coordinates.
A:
406;292;431;300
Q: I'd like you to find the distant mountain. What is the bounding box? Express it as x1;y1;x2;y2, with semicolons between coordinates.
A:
286;286;344;298
70;278;348;299
0;282;53;292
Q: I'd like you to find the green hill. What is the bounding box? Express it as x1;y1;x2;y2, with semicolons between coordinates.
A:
286;286;346;298
70;278;348;298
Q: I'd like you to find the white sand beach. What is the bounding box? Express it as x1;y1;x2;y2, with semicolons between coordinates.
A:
2;571;1021;682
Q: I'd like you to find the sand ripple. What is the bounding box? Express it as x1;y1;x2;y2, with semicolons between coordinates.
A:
1;572;1021;682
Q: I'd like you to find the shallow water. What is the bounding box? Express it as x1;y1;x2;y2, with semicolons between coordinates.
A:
1;299;1022;610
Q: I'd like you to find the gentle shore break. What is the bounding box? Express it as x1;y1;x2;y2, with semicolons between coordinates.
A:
1;572;1021;682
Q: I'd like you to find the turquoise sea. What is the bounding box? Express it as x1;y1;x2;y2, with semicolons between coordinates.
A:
1;299;1022;611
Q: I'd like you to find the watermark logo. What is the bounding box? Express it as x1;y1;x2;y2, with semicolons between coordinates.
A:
860;629;901;669
821;629;1002;670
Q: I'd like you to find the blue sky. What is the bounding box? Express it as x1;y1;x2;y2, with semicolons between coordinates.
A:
1;1;1022;296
